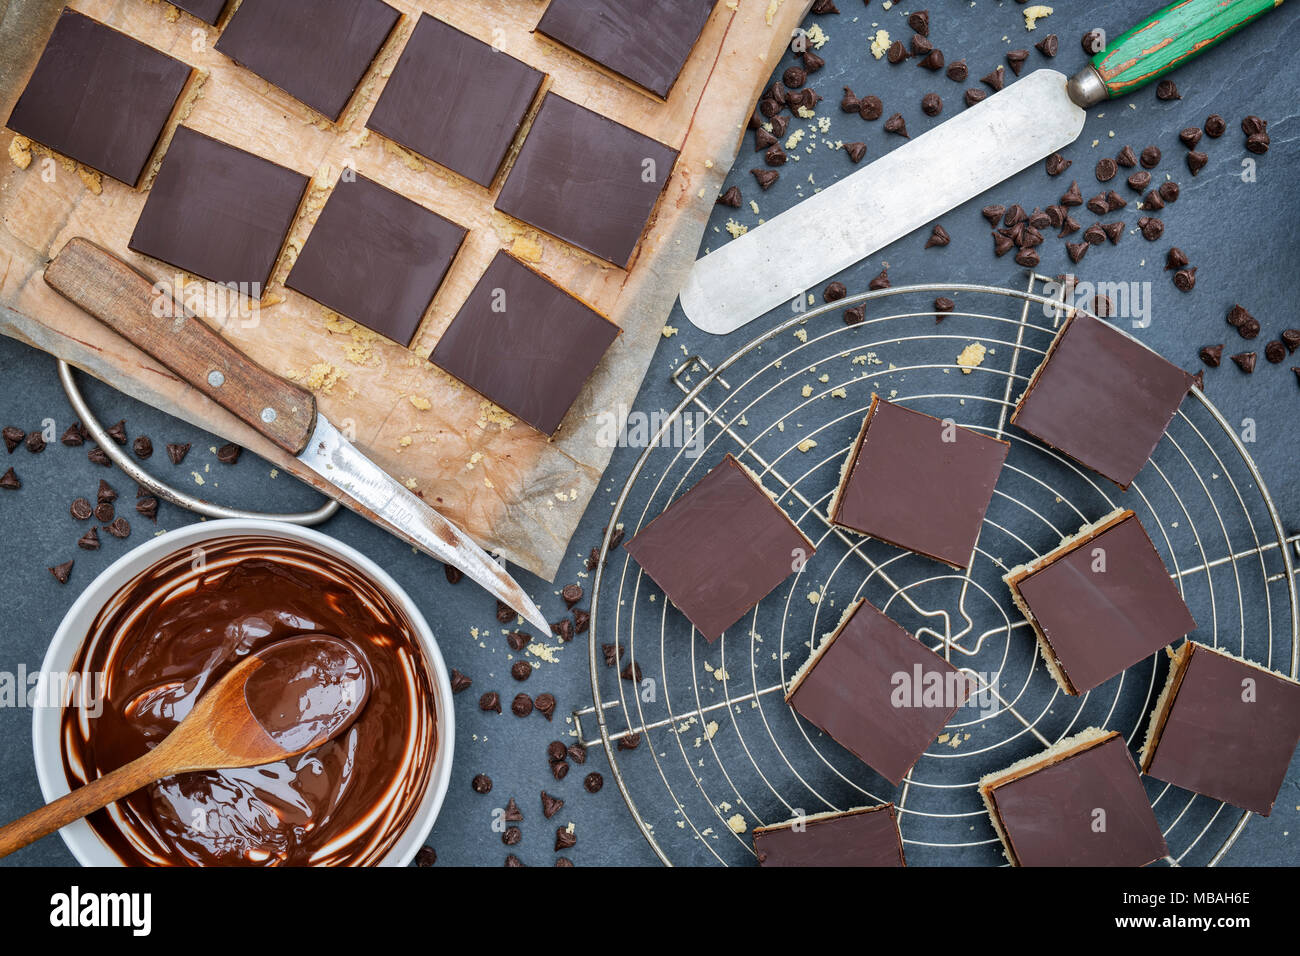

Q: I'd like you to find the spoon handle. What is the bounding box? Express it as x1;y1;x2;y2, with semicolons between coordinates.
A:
0;746;172;859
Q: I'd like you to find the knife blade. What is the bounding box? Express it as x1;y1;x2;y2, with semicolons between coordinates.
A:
682;0;1281;335
43;237;550;633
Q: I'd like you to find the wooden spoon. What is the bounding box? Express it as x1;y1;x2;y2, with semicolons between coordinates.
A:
0;634;370;859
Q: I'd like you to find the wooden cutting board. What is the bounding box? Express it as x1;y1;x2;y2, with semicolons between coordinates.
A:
0;0;812;580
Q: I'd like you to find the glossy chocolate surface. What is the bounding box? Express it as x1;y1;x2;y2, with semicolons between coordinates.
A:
61;536;437;866
367;14;545;188
787;599;969;785
753;804;905;867
287;172;467;346
243;636;370;754
495;93;678;269
624;455;812;642
534;0;717;98
430;251;618;434
1145;643;1300;815
6;9;192;186
172;0;229;25
129;126;309;291
986;733;1167;866
1013;511;1196;694
1012;312;1194;489
832;396;1008;568
215;0;400;121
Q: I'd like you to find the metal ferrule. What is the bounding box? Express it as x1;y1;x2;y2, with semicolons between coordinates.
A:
1066;64;1108;109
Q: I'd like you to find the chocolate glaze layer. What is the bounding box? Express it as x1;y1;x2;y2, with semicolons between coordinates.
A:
753;804;905;867
61;536;437;866
1145;643;1300;816
172;0;229;25
1012;312;1194;489
534;0;717;99
6;9;192;186
215;0;400;121
243;636;370;754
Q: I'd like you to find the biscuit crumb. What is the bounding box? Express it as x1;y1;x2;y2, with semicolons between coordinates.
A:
956;342;987;374
8;135;31;170
1023;5;1053;30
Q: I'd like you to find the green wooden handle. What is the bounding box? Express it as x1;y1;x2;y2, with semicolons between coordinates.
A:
1092;0;1282;98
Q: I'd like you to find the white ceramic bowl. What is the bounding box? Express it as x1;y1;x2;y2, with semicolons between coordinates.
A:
31;519;454;867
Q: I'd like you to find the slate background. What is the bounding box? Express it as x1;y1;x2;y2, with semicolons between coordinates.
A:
1;0;1297;866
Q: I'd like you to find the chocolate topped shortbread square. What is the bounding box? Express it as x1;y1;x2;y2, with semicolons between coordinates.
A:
753;804;905;867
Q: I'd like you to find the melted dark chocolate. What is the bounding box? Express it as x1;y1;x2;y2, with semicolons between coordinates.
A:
242;636;370;754
61;536;437;866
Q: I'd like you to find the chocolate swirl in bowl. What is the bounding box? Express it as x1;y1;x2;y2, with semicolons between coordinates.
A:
60;536;437;866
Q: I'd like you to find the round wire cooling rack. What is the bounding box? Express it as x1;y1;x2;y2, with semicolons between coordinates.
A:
577;273;1300;867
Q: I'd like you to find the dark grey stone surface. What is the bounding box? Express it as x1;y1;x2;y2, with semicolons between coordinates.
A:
1;0;1296;866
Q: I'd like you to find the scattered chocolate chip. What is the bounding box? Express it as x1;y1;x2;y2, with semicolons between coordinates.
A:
441;564;464;588
70;498;93;521
1231;352;1257;374
924;225;950;248
552;617;574;643
621;660;643;682
908;9;929;35
1045;152;1071;176
751;168;779;190
934;297;955;317
1173;267;1197;292
1137;216;1164;241
839;86;860;112
105;420;128;445
883;113;909;137
471;773;493;794
215;442;242;465
887;39;909;64
1058;214;1080;237
566;744;587;764
1014;248;1039;268
993;232;1015;257
1204;114;1226;138
1044;204;1065;228
554;828;577;852
1226;304;1252;328
748;109;763;130
918;49;944;71
910;34;932;57
858;94;883;120
1083;224;1106;246
584;772;605;794
535;694;556;720
1246;133;1270;155
754;123;776;147
1265;341;1286;364
451;669;472;693
1282;329;1300;353
511;660;532;682
104;517;131;539
95;479;116;504
1143;189;1165;211
1101;221;1124;244
964;88;986;107
496;600;515;624
560;583;583;607
1242;115;1267;136
1003;204;1026;226
480;691;502;713
946;59;968;82
573;609;590;634
131;435;153;459
1085;194;1108;216
48;561;73;585
541;791;564;819
981;67;1004;92
1095;157;1117;182
1036;33;1059;57
868;267;890;290
758;97;780;119
921;92;942;116
1060;180;1083;206
1179;127;1203;148
801;50;826;72
782;66;806;89
1158;181;1180;203
769;114;789;138
1081;30;1105;55
87;447;111;467
1190;369;1205;391
584;547;600;571
843;304;865;325
0;467;19;490
1115;145;1136;168
764;143;787;166
843;141;867;163
59;424;84;447
1027;208;1051;229
1006;49;1029;75
1165;247;1189;271
504;797;524;822
502;821;521;843
1237;317;1261;340
165;442;190;465
511;693;533;717
1127;170;1152;192
415;846;436;867
24;432;45;454
767;81;788;106
981;204;1005;226
810;0;838;13
1104;190;1126;211
617;733;641;751
551;760;569;781
821;281;847;303
94;501;115;523
1156;80;1180;100
1066;241;1089;264
1139;145;1161;169
1186;150;1208;175
504;854;525;867
506;631;529;651
717;185;743;208
602;643;622;667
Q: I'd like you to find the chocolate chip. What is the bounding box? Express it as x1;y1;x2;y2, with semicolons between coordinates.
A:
822;281;847;302
1060;180;1083;206
511;693;533;717
1226;304;1252;328
964;88;986;107
1190;369;1205;392
1036;34;1059;57
769;114;789;138
0;467;19;490
801;50;826;72
572;609;590;634
918;49;944;71
1179;127;1202;149
1186;151;1208;175
70;497;93;521
496;600;515;624
764;143;787;166
717;185;743;208
981;67;1004;92
1116;145;1136;168
1237;317;1261;340
782;66;806;89
1127;170;1152;192
1173;267;1197;292
1085;194;1109;216
1245;133;1270;155
981;204;1005;226
1158;181;1180;203
1242;115;1267;136
767;81;788;106
1006;49;1028;76
1137;216;1164;241
552;617;574;642
1027;208;1051;230
921;92;942;116
1105;190;1127;211
1204;114;1226;138
131;435;153;459
451;669;472;693
992;232;1015;257
1282;329;1300;353
48;561;73;585
1165;247;1189;270
1143;189;1165;211
858;95;883;121
1231;352;1257;374
511;660;532;682
1137;145;1160;169
1014;248;1039;268
602;643;622;667
505;631;529;652
843;141;867;163
541;791;565;819
87;447;110;467
215;442;242;465
551;760;569;781
946;59;968;82
439;565;462;588
104;517;131;539
839;87;860;112
24;432;45;454
910;34;932;57
1066;241;1089;264
758;97;780;119
105;420;127;445
584;548;600;571
504;854;525;867
165;442;190;464
924;225;950;249
617;733;641;751
94;501;115;523
751;168;779;190
94;479;116;504
810;0;838;13
908;9;929;35
1058;214;1080;237
1081;30;1105;55
883;113;909;137
535;693;556;720
566;744;587;764
621;660;643;682
560;583;583;607
480;691;502;713
1083;224;1106;246
415;846;436;867
1101;221;1124;244
934;297;955;317
886;39;908;63
554;828;577;852
59;424;84;447
748;109;763;130
843;304;865;325
868;267;890;290
547;740;567;763
1045;152;1071;176
1003;204;1026;226
1156;80;1180;100
584;772;604;794
1095;157;1117;182
1045;204;1065;228
1265;341;1286;364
